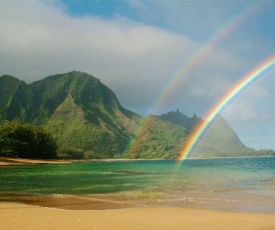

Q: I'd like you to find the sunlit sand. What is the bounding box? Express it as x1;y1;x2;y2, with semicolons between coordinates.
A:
1;203;275;230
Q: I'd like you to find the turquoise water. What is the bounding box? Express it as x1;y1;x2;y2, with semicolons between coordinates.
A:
0;157;274;213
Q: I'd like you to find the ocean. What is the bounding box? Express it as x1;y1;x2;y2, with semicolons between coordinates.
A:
0;157;274;213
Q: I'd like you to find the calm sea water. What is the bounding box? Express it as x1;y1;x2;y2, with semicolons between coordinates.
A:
0;157;274;213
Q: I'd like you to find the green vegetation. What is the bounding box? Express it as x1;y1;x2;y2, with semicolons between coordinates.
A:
125;116;187;159
200;115;246;151
57;147;84;159
156;111;275;158
0;71;274;159
192;145;275;158
44;87;137;159
0;120;57;158
159;109;201;133
190;114;247;158
0;71;141;159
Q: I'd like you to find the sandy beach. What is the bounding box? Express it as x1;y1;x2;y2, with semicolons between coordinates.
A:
1;157;275;229
1;202;275;230
0;157;73;166
0;157;137;166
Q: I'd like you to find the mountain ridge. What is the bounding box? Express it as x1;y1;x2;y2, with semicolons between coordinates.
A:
158;110;248;158
1;71;272;159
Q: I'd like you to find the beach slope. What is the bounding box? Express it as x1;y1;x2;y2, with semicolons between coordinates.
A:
1;203;275;230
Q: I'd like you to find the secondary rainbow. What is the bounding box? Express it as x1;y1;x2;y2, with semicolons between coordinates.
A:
177;54;275;161
150;0;261;113
124;1;266;157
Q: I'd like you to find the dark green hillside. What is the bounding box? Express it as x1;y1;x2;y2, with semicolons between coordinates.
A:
125;116;187;159
29;71;137;124
0;72;273;159
46;93;134;158
159;109;201;133
0;71;142;158
38;71;142;158
0;75;31;122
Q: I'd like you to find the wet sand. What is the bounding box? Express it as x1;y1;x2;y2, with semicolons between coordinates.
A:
0;157;137;166
0;157;72;166
1;157;275;229
1;202;275;230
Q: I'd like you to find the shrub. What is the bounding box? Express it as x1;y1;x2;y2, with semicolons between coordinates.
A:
0;120;58;158
57;147;84;159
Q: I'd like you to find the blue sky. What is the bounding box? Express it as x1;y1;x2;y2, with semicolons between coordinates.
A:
0;0;275;149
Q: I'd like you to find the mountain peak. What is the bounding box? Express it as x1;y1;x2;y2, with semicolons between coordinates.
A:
159;110;201;133
198;113;246;153
0;74;22;84
192;113;198;119
42;71;100;83
0;72;257;159
0;74;17;79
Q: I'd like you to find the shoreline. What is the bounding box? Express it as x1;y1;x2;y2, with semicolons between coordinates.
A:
0;157;74;166
1;157;275;229
1;202;275;230
1;155;274;166
1;191;274;214
0;157;169;166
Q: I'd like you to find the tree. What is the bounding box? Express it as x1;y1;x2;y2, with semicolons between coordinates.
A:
0;120;57;158
57;147;84;159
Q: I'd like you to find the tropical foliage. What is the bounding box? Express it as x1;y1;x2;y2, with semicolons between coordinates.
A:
0;120;57;158
0;72;274;159
124;116;187;159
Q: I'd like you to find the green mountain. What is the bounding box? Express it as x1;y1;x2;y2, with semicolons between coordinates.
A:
200;115;246;150
0;71;141;158
192;115;248;158
1;71;273;159
159;109;201;134
158;110;249;158
159;111;274;158
124;116;187;159
0;75;31;122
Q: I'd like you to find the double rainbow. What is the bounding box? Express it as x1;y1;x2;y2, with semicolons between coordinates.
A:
178;54;275;161
151;0;261;113
124;1;269;158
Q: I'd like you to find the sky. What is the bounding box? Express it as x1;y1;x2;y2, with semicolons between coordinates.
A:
0;0;275;149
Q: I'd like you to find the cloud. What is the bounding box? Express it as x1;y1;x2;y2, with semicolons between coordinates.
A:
0;0;199;111
0;0;273;119
222;84;271;122
1;0;275;150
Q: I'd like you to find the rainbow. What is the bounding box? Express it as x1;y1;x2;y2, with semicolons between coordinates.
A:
124;1;266;157
177;54;275;161
150;0;262;113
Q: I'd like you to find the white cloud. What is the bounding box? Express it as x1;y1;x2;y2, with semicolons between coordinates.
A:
0;0;199;112
222;85;271;122
0;0;273;120
1;0;275;149
0;0;194;80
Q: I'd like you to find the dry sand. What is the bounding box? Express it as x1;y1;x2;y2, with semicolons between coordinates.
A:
1;157;275;229
1;203;275;230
